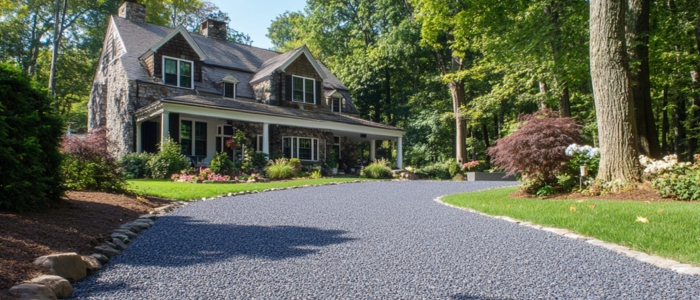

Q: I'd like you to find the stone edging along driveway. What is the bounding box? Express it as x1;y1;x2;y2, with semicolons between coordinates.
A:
434;195;700;277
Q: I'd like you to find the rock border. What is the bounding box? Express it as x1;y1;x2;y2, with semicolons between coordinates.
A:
434;195;700;277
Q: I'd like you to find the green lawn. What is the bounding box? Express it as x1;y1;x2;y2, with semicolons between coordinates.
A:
128;178;371;201
443;187;700;266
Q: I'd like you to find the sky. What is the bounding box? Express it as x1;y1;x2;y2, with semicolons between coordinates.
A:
209;0;308;50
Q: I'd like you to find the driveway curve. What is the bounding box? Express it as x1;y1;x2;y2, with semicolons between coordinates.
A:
71;181;700;299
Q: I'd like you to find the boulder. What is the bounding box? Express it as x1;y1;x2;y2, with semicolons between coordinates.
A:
29;275;72;298
33;253;86;282
113;228;137;238
95;245;120;257
120;224;142;233
104;241;117;249
136;218;154;226
9;283;57;300
91;253;109;264
112;238;127;250
111;232;130;241
139;214;158;220
81;255;102;273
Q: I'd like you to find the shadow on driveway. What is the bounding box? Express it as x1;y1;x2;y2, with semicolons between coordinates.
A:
120;215;356;267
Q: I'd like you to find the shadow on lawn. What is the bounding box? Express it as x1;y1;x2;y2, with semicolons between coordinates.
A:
118;215;356;267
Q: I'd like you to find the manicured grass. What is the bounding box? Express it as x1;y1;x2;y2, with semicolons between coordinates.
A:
443;187;700;266
128;178;371;201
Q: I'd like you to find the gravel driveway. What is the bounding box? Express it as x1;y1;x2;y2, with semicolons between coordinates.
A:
71;181;700;299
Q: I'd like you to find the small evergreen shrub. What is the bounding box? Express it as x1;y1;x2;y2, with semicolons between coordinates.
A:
62;128;126;192
0;63;65;211
118;153;152;179
447;158;461;177
309;170;322;179
148;139;189;179
264;158;295;179
417;162;451;179
487;109;582;193
361;160;393;179
210;152;235;175
536;185;557;197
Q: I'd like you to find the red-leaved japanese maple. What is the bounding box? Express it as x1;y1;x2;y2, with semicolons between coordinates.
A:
487;109;582;190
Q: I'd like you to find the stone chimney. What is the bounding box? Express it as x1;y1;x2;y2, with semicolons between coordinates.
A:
200;19;228;40
118;0;146;24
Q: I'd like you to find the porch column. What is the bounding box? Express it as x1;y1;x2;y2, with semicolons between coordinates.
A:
161;110;169;147
370;140;376;161
396;136;403;169
262;123;270;157
136;121;143;153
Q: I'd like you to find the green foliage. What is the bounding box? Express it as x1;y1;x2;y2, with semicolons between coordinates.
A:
650;159;700;201
416;162;452;179
288;158;302;173
264;158;295;180
536;185;557;197
118;153;152;179
0;63;65;211
209;152;235;175
447;158;461;177
241;148;268;173
148;139;189;179
309;170;322;179
325;150;338;169
61;128;126;193
360;162;393;179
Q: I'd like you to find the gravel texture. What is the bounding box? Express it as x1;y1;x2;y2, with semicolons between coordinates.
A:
70;181;700;299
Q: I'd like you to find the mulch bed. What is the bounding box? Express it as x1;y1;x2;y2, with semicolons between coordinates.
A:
509;182;669;202
0;192;171;298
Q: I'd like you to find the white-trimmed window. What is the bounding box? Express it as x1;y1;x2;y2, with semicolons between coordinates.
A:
331;98;342;113
163;56;193;89
223;82;236;98
283;137;318;161
292;76;315;104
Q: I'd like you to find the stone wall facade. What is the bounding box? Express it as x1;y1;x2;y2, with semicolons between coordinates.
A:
118;1;146;24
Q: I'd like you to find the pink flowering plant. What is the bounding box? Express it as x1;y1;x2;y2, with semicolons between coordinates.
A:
462;160;480;171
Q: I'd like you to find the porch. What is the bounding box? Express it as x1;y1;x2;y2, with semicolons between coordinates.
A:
134;100;405;169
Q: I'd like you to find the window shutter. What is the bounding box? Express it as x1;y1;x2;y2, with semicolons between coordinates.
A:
316;80;323;105
285;75;292;101
169;113;180;142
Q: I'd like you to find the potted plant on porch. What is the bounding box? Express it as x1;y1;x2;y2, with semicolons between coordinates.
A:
325;150;339;175
226;130;247;151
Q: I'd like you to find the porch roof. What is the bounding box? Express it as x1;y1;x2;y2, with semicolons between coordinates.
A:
135;95;404;137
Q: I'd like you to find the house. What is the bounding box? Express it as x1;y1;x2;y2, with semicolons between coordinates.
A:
88;0;404;169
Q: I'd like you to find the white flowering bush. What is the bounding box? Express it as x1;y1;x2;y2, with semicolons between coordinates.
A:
559;144;601;191
641;154;700;200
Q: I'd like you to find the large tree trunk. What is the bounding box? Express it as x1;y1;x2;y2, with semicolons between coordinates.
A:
674;95;687;158
627;0;661;158
590;0;641;183
449;80;467;164
544;2;572;117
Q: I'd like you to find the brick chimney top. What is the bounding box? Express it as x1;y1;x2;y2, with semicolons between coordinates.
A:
200;19;228;40
118;0;146;24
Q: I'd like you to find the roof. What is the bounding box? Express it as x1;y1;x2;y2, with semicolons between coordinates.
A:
111;16;348;90
142;95;402;132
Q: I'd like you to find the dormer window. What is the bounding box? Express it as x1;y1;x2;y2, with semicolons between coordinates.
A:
331;98;342;113
163;56;193;89
292;76;315;104
223;82;235;98
219;75;239;99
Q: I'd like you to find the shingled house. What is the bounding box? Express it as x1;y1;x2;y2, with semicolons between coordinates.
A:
88;0;404;169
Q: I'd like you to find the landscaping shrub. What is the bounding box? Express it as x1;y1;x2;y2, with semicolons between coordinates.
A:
210;152;235;175
487;109;582;193
361;160;393;179
642;154;700;201
0;63;65;211
288;158;302;174
62;128;126;192
148;138;189;179
118;153;152;179
309;170;322;179
264;158;295;179
416;162;451;179
447;158;461;177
